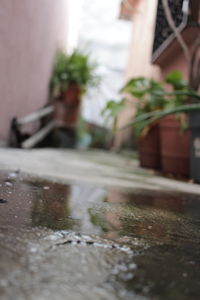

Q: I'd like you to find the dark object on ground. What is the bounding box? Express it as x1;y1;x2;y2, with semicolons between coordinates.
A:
0;199;8;204
37;127;77;148
189;111;200;182
52;127;77;148
10;118;30;147
9;106;54;148
86;122;111;149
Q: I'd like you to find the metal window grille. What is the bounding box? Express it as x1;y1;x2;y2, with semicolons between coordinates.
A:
152;0;188;61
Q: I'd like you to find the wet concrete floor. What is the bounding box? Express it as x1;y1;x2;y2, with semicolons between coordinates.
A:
0;170;200;300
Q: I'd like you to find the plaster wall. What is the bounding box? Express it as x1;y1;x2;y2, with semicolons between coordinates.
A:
161;49;189;80
0;0;69;142
125;0;160;80
114;0;160;149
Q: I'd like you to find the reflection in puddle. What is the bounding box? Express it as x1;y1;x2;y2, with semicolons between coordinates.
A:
1;171;200;300
1;171;200;242
31;183;73;230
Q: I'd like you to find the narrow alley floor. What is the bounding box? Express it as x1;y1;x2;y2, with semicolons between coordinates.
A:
0;148;200;300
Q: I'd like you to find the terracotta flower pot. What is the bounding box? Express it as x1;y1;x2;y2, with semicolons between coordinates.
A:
138;124;161;169
62;84;81;106
160;115;191;177
55;84;81;127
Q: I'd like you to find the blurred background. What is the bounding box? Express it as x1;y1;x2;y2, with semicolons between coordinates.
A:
0;0;199;180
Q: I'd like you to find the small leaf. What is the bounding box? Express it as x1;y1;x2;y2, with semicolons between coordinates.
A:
165;71;183;82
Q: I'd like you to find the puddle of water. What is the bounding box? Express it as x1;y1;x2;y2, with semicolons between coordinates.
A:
0;170;200;300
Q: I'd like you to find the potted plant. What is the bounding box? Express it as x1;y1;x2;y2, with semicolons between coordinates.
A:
102;76;168;169
120;77;167;169
129;77;200;178
102;71;200;177
49;49;96;127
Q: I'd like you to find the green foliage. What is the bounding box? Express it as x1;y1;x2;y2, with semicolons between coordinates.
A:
101;99;126;119
121;77;166;117
121;77;164;100
123;70;200;134
131;103;200;132
49;49;97;98
101;71;200;137
164;71;189;109
102;77;167;136
101;99;126;133
165;71;188;90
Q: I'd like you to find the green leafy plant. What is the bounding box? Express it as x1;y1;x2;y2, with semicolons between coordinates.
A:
102;76;166;136
49;49;97;98
101;99;126;132
125;72;200;133
121;77;168;136
102;71;200;136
